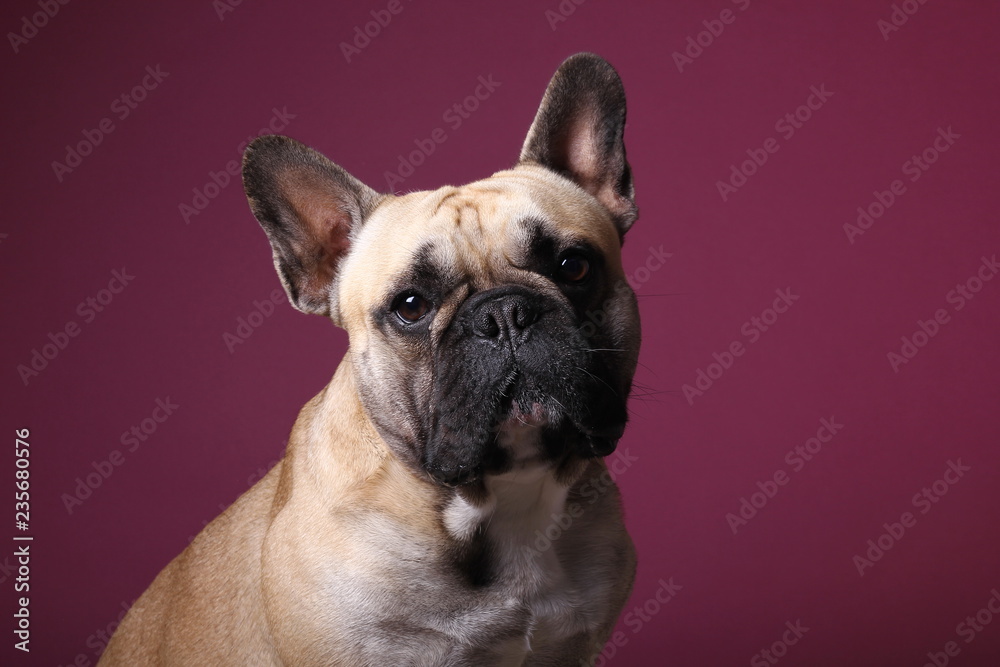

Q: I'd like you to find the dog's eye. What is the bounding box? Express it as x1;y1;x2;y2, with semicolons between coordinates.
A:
557;254;590;283
394;293;430;323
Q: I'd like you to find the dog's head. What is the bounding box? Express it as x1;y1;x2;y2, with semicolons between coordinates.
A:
242;53;640;486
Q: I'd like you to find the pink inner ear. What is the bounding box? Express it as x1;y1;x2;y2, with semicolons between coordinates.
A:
565;113;602;189
287;170;353;255
302;202;352;266
323;214;352;260
563;114;632;221
284;169;357;304
298;214;351;309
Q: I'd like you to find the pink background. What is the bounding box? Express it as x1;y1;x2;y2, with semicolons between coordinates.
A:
3;0;999;665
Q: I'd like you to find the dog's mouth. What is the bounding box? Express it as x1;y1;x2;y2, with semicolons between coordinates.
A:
420;287;632;487
495;365;624;438
493;368;549;427
423;363;627;487
493;401;549;469
499;400;548;429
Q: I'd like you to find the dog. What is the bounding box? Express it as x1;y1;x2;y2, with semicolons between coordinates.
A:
100;52;641;666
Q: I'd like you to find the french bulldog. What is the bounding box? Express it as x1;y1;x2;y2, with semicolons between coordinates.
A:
101;52;641;666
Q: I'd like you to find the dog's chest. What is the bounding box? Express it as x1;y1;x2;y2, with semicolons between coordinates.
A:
441;465;593;656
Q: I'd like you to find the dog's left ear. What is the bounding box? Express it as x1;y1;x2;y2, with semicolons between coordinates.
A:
242;135;383;322
519;53;636;237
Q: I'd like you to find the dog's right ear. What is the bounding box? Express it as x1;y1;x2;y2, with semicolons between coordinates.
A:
519;53;636;238
242;135;383;321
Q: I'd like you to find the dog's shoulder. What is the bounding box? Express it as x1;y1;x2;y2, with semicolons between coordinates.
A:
101;462;286;665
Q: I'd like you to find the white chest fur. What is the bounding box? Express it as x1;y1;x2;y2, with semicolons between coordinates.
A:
443;458;591;653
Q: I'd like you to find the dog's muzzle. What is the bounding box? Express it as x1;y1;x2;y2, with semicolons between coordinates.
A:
423;286;627;486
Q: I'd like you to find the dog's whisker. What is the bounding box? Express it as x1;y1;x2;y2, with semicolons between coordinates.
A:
576;366;619;399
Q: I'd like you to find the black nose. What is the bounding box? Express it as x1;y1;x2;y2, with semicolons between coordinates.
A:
468;289;541;345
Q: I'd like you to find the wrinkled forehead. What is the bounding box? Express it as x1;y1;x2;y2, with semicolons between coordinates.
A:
342;166;622;300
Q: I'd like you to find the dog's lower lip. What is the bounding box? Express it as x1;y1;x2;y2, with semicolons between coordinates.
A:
503;402;547;427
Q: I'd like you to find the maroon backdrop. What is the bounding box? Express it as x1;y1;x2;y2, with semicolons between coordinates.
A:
3;1;999;665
